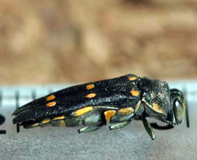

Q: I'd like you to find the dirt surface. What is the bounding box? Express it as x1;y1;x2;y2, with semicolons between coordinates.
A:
1;0;197;84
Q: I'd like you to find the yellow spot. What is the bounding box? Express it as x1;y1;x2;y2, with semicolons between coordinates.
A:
152;102;165;114
46;95;56;101
42;119;50;124
128;76;137;81
104;110;116;122
130;90;140;97
118;107;134;115
86;93;96;98
86;84;95;90
58;120;66;127
53;115;65;120
134;101;141;113
32;123;39;127
46;101;56;107
76;106;93;116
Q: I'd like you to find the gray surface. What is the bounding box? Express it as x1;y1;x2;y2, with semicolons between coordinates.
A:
0;101;196;160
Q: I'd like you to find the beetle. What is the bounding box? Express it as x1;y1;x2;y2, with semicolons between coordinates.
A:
12;74;189;140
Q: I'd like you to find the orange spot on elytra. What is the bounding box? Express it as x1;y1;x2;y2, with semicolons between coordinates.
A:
46;101;56;107
86;84;95;90
42;119;50;124
130;90;140;97
118;108;134;115
76;106;93;116
32;123;39;127
86;93;96;98
53;115;65;120
46;95;56;101
128;76;137;81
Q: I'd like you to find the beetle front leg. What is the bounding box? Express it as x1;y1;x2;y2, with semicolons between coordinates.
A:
143;118;156;140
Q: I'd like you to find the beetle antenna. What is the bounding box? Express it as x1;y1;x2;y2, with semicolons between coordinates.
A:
183;88;190;128
185;101;190;128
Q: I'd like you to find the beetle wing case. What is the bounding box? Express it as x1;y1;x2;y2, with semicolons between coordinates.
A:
12;74;141;128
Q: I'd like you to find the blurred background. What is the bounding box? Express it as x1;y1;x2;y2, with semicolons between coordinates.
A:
1;0;197;85
1;1;197;159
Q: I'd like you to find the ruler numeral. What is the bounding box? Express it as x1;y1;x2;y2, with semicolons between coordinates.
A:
0;114;6;134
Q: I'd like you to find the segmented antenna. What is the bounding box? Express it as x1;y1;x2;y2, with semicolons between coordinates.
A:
183;88;190;128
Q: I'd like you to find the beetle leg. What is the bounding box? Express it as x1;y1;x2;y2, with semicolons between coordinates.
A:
109;112;134;130
78;122;104;133
109;120;131;130
78;110;105;133
143;118;156;140
110;113;134;123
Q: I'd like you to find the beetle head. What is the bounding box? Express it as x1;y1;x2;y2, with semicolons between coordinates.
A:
139;77;186;126
166;89;186;125
139;77;170;119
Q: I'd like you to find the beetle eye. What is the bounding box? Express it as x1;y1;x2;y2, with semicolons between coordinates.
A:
173;99;185;124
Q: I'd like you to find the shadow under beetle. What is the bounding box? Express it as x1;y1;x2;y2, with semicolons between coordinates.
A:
12;74;189;140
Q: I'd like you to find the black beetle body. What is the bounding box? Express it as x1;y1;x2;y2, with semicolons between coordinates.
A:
12;74;187;140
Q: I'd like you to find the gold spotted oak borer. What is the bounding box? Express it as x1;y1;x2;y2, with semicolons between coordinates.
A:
12;74;189;140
